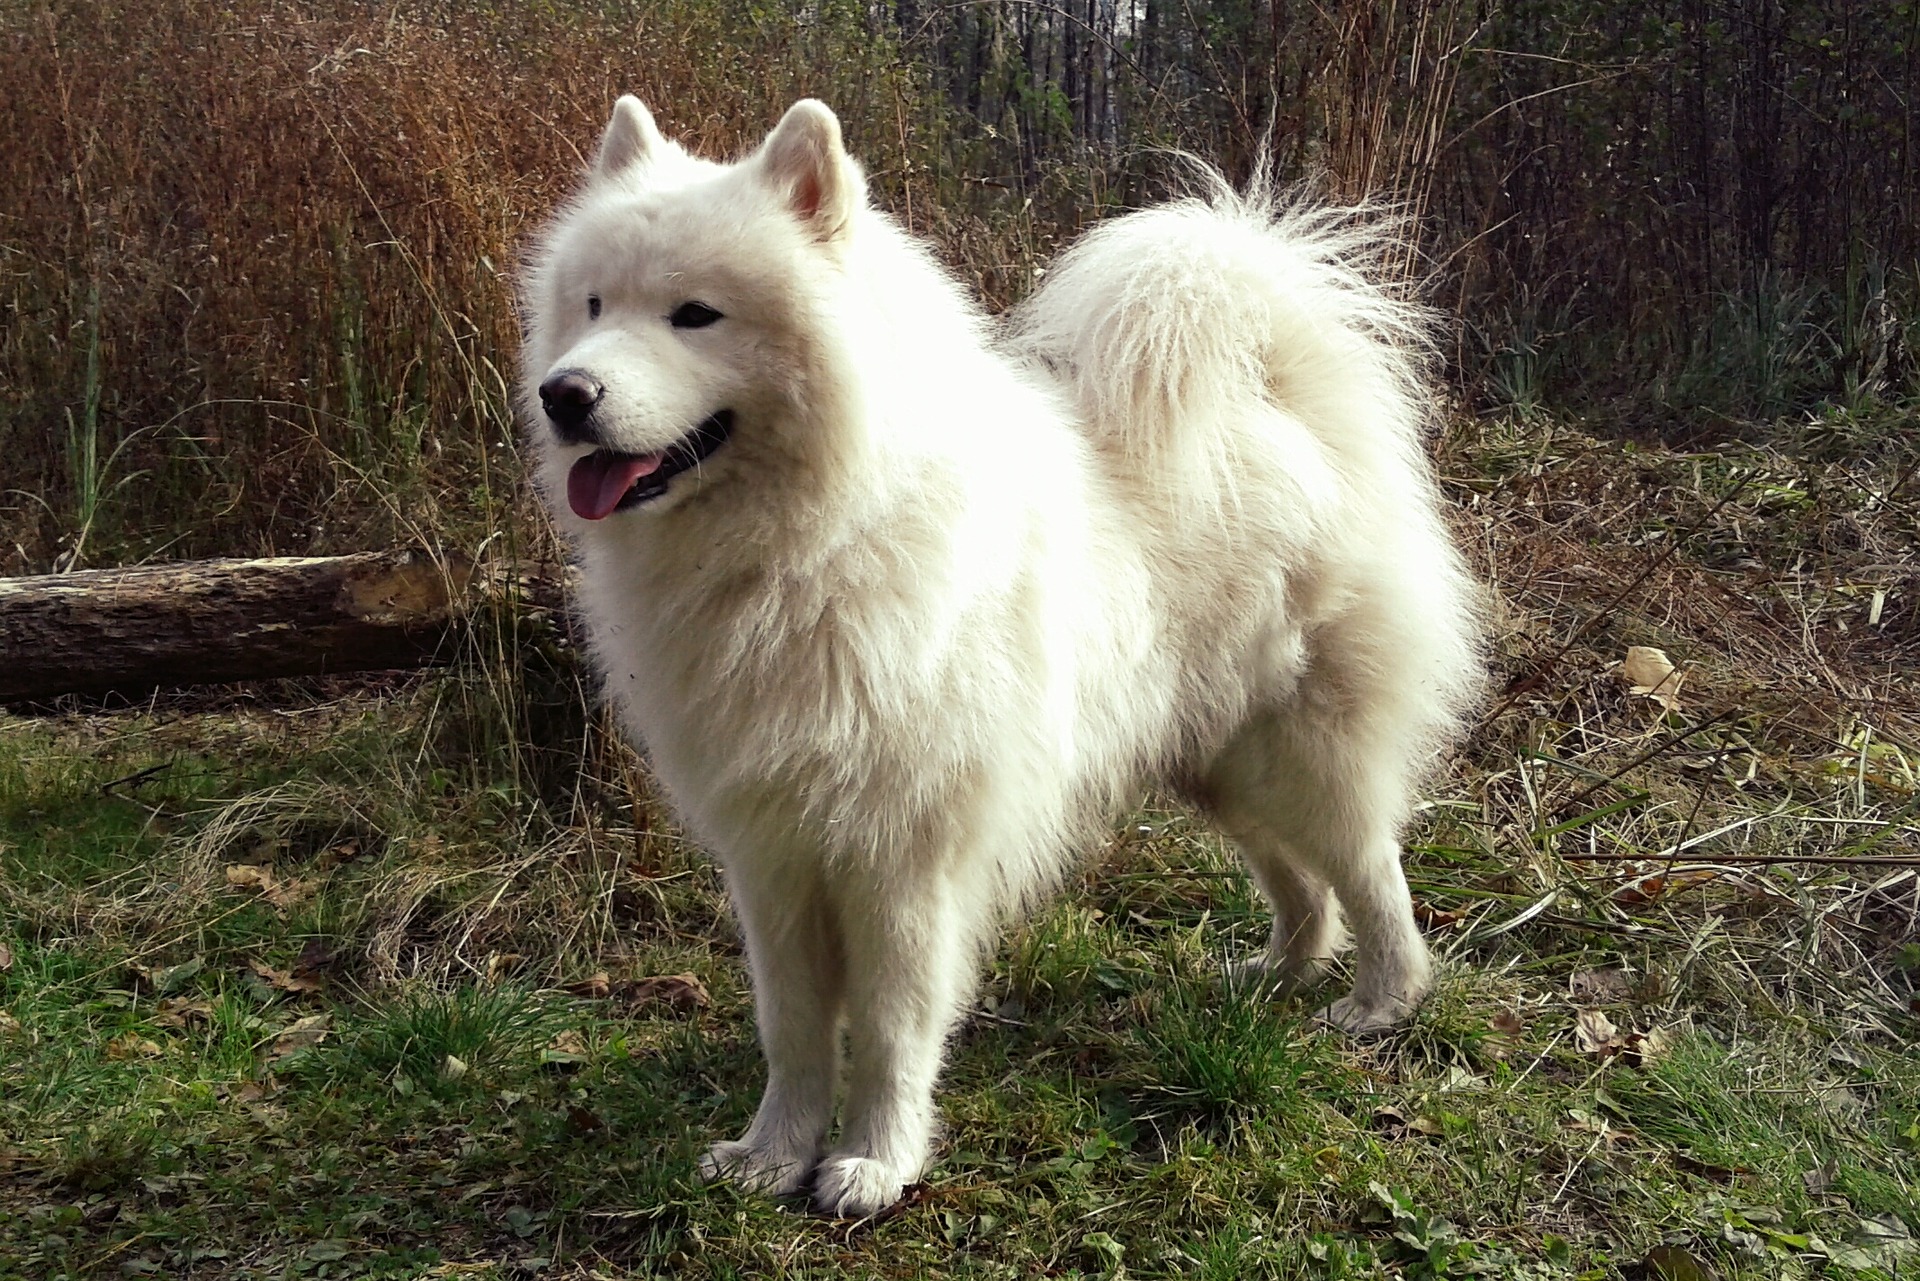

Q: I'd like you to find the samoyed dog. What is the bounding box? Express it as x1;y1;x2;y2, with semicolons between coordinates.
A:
521;97;1480;1217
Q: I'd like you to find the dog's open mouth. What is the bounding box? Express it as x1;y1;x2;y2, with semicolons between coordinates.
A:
566;410;734;520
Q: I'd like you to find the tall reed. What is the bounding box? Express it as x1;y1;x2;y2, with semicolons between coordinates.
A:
0;0;932;572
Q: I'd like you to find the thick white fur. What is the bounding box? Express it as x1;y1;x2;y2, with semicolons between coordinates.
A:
520;97;1481;1218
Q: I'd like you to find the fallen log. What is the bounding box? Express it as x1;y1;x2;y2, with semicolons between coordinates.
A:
0;551;516;703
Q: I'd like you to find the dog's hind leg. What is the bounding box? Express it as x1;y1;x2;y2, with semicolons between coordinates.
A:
810;863;980;1218
1201;708;1431;1034
1197;733;1341;992
700;866;844;1196
1219;829;1342;995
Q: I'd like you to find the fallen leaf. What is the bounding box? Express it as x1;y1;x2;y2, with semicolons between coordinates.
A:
1369;1104;1445;1139
622;973;710;1014
1570;968;1634;1004
153;996;215;1028
541;1029;589;1068
1564;1108;1615;1137
1489;1009;1524;1036
319;837;364;867
0;1011;23;1037
1856;1214;1915;1245
1620;1026;1673;1068
566;1104;603;1134
564;971;613;1000
1612;869;1719;907
138;1173;197;1196
1643;1244;1719;1281
1082;1232;1124;1270
1843;1214;1920;1271
107;1033;165;1059
129;955;206;995
225;863;276;892
266;1014;331;1064
1573;1008;1624;1056
485;952;526;983
306;1240;351;1264
1619;645;1684;712
228;1078;279;1104
224;864;315;912
442;1054;470;1081
1412;901;1465;930
249;959;323;995
295;939;340;977
1806;1234;1877;1271
0;941;13;971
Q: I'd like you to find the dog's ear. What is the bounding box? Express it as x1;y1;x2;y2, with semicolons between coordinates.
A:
594;96;665;179
757;100;863;241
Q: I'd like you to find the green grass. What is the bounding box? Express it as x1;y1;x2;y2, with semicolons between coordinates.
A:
3;412;1919;1278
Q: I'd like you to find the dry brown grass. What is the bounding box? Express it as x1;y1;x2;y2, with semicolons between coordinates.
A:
0;0;956;573
1428;415;1920;1044
0;0;1497;579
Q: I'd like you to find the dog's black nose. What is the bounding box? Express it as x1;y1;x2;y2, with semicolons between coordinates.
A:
539;369;604;441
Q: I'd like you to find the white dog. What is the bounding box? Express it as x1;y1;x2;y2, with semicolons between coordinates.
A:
520;97;1480;1217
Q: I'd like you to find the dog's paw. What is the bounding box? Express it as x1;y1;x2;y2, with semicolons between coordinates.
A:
698;1138;815;1197
811;1154;910;1219
1225;953;1329;996
1320;992;1416;1036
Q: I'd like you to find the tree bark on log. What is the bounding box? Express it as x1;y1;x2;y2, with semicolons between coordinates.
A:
0;551;500;702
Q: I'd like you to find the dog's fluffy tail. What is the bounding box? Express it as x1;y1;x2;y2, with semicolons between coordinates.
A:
1008;164;1434;483
1010;164;1482;765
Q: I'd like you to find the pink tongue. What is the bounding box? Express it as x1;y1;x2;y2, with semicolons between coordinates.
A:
568;451;664;520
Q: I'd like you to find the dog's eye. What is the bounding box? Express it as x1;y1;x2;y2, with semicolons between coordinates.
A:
670;301;723;329
588;295;601;320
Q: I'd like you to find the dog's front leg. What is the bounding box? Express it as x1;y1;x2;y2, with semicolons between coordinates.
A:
810;867;973;1218
699;865;844;1196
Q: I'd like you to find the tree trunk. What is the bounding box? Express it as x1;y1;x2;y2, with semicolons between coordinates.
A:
0;550;520;702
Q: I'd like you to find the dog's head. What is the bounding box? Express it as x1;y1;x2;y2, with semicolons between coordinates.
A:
520;98;868;525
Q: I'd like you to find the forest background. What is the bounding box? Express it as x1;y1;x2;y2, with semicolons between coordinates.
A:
0;0;1913;568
